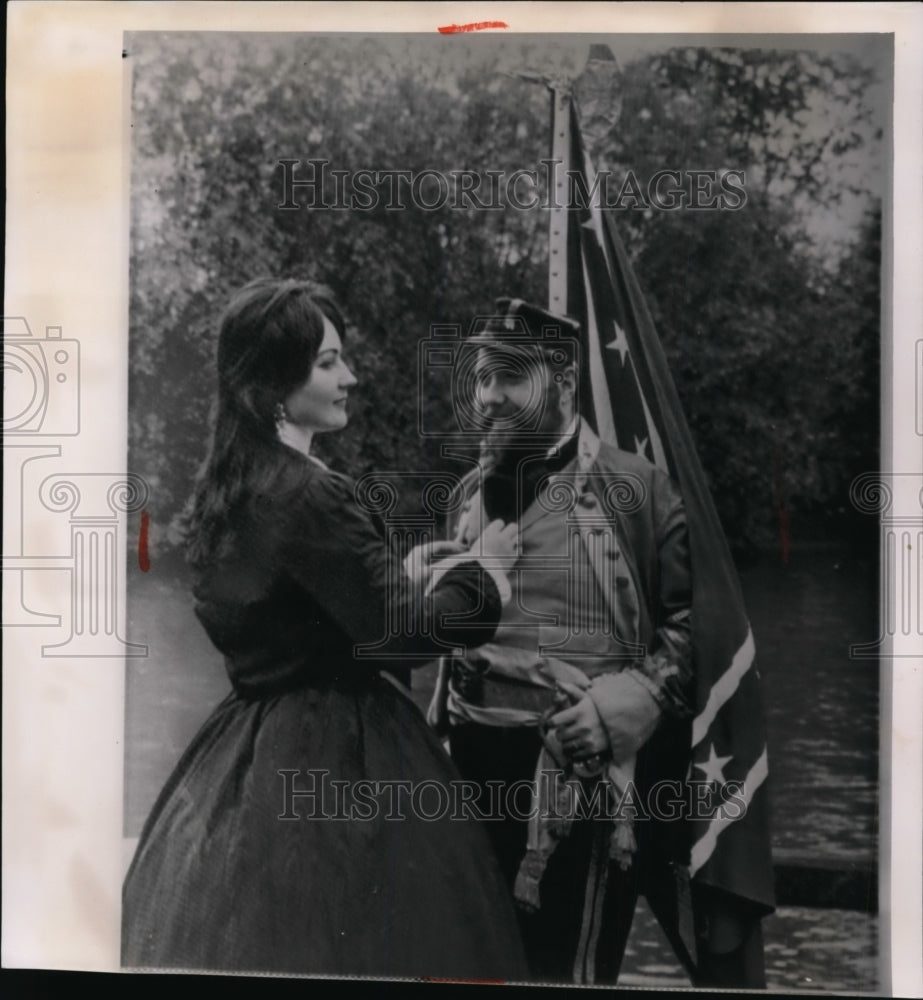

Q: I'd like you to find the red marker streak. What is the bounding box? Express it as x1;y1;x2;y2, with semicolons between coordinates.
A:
438;20;508;34
138;509;151;572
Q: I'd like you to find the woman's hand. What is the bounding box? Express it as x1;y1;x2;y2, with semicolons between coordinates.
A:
470;519;520;570
403;540;467;585
420;522;518;605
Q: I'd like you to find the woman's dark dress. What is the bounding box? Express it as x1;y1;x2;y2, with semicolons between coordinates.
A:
122;455;527;978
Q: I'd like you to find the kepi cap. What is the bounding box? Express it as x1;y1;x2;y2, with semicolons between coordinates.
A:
467;298;581;361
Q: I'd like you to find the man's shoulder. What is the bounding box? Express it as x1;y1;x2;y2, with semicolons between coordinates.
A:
591;441;683;518
592;440;662;480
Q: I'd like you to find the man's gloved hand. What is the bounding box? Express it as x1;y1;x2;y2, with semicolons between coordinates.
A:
586;670;662;765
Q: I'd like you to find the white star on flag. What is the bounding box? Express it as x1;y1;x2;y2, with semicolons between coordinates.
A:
694;744;733;786
580;212;605;249
605;320;630;364
554;80;775;919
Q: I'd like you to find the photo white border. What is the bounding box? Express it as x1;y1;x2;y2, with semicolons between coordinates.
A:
4;3;922;993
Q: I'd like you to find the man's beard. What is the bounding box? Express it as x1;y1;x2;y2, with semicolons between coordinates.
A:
480;383;565;471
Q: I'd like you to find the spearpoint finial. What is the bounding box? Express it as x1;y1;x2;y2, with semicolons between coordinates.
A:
575;44;623;145
507;70;574;98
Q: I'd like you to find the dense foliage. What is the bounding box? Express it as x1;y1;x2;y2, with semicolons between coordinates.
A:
128;34;882;555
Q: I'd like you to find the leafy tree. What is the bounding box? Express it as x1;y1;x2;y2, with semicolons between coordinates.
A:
574;46;882;552
129;34;551;545
128;35;882;556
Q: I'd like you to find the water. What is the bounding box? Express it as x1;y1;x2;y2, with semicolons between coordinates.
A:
620;898;879;992
741;546;878;863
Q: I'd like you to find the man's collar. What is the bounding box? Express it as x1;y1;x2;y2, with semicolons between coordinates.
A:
577;419;602;472
545;417;601;474
545;416;579;459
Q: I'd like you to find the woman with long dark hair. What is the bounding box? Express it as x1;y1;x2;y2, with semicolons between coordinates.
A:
122;278;526;978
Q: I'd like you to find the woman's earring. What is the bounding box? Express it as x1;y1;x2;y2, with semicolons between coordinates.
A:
274;402;288;431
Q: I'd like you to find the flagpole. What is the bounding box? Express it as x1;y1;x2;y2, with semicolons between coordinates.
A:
539;50;775;987
548;85;571;314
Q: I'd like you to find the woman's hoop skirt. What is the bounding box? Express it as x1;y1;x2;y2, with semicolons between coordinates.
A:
122;456;527;979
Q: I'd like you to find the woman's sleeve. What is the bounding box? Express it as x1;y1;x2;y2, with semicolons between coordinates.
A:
277;470;502;660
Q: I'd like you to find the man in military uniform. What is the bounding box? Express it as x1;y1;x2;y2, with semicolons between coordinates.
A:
428;298;696;984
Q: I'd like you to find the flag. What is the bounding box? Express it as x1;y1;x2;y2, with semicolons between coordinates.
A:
548;85;776;927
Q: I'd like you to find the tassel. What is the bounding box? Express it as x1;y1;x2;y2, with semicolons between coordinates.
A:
609;818;637;871
513;849;552;913
549;778;577;839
